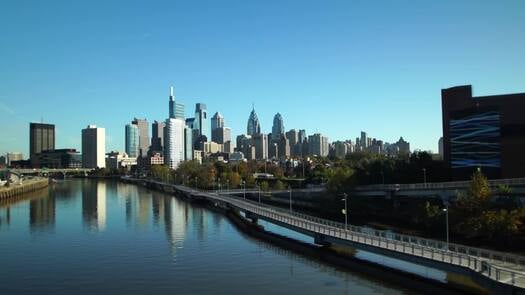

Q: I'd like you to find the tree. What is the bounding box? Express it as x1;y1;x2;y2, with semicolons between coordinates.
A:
273;180;285;190
326;167;356;193
457;169;491;214
260;181;269;191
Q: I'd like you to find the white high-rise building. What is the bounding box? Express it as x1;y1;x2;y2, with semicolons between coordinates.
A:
164;118;185;169
82;125;106;168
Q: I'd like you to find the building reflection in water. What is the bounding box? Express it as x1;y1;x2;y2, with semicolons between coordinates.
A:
29;194;56;232
82;181;107;231
163;197;188;256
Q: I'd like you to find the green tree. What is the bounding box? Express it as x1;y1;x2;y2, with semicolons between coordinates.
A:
273;180;285;190
457;169;491;215
260;181;269;191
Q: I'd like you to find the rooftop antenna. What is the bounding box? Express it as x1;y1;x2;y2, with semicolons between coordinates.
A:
170;86;174;97
252;102;255;111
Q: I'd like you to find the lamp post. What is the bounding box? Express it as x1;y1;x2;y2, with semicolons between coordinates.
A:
289;185;293;212
218;177;221;193
227;179;230;194
258;184;261;203
443;203;449;251
341;193;348;230
422;168;427;185
243;180;246;200
195;177;198;190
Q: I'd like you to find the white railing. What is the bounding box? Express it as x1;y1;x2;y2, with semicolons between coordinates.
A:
354;177;525;191
135;178;525;288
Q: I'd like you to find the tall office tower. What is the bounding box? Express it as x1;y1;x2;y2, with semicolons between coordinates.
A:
212;127;231;145
82;125;106;168
247;107;261;136
184;125;193;161
271;113;285;141
308;133;329;157
169;86;185;119
193;103;209;141
164;118;185;169
277;134;290;159
298;129;307;144
286;129;299;157
438;137;444;159
151;120;166;153
125;124;139;158
395;137;410;154
252;133;268;160
131;118;149;157
360;131;368;148
211;112;224;131
333;141;348;158
29;123;55;164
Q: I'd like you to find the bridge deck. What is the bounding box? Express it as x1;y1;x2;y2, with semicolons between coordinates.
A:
139;179;525;289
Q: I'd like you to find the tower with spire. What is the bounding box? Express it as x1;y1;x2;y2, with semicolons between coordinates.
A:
168;86;185;119
247;105;261;136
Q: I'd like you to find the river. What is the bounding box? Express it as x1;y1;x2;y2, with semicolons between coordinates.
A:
0;179;423;295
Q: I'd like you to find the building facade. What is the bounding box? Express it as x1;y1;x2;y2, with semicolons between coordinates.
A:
131;118;149;157
442;85;525;180
272;113;285;141
125;124;139;158
81;125;106;168
150;120;165;153
194;103;209;141
247;107;261;136
164;118;185;170
30;123;55;165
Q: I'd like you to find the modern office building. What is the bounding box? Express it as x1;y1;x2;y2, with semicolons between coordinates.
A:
125;124;140;158
29;123;55;165
81;125;106;168
442;85;525;180
164;118;185;169
184;125;193;161
169;86;185;120
131;118;149;157
247;107;261;136
32;149;82;168
212;127;231;145
150;120;165;153
211;112;224;131
308;133;329;157
272;113;285;141
298;129;307;143
194;103;209;141
252;133;268;160
277;134;290;159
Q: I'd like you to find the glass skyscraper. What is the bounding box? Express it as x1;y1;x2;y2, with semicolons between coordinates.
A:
169;86;185;120
194;103;209;141
125;124;139;158
247;107;261;136
272;113;284;140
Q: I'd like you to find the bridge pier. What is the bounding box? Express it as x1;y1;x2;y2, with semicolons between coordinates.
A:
314;233;331;246
245;211;259;224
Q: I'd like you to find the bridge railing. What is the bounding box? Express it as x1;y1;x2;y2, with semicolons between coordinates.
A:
354;177;525;191
218;194;525;288
142;180;525;287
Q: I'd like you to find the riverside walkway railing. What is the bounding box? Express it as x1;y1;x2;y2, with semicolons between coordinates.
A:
134;178;525;289
177;185;525;289
354;177;525;191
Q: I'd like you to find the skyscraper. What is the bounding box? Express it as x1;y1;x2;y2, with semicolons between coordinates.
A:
169;86;185;120
125;124;139;158
131;118;149;157
164;118;185;169
252;133;268;160
247;107;261;136
82;125;105;168
360;131;368;148
29;123;55;164
151;120;165;153
194;103;209;141
272;113;285;141
211;112;224;131
308;133;329;157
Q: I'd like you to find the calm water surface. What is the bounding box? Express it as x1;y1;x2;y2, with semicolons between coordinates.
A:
0;180;420;295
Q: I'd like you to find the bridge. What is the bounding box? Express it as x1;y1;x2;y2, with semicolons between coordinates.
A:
133;178;525;294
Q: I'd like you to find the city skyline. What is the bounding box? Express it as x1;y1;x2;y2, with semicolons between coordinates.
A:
2;1;525;156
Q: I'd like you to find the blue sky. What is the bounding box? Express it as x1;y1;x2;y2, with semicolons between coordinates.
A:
1;0;524;157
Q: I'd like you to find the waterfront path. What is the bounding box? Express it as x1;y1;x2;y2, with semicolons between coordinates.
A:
133;178;525;291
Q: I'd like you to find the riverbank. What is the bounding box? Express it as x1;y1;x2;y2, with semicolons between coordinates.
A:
0;178;49;201
124;177;486;295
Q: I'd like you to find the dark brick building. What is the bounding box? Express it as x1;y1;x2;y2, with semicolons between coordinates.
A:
442;85;525;180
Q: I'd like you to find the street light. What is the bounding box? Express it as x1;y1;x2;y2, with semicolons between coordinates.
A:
242;180;246;199
195;177;198;190
341;193;348;230
227;179;230;194
289;185;293;212
422;168;427;185
443;203;449;251
218;177;221;193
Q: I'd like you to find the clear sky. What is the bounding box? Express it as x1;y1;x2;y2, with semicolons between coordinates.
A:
1;0;524;157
